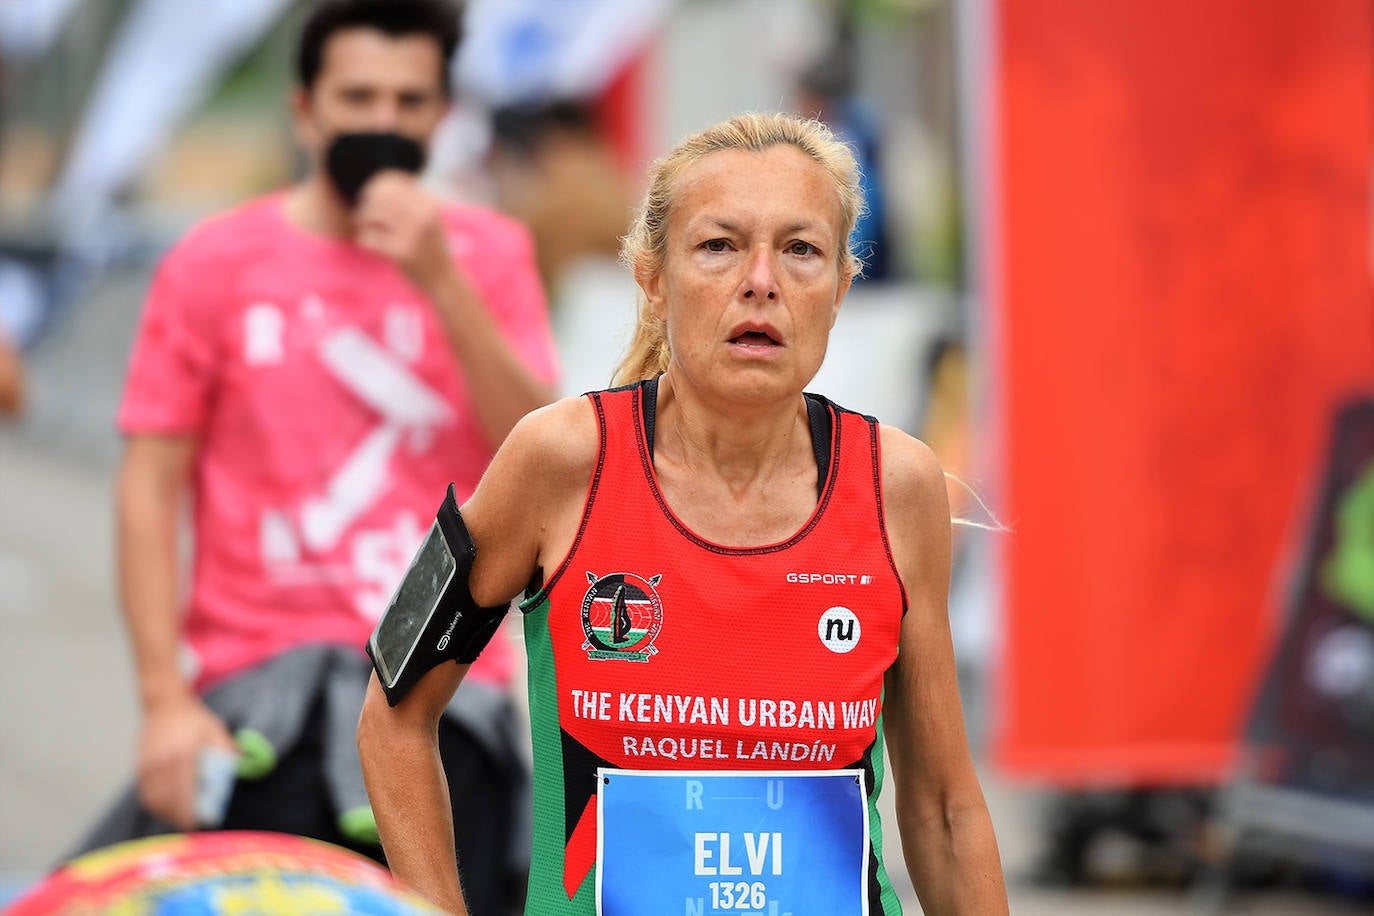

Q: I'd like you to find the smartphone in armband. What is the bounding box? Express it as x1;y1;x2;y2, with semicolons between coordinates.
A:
366;484;509;706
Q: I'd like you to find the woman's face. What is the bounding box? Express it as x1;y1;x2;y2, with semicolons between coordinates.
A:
641;145;851;406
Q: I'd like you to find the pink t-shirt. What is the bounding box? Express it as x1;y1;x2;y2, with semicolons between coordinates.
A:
119;193;558;693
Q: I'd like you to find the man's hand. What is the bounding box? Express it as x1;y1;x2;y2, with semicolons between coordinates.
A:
348;170;558;448
137;690;238;830
353;171;455;291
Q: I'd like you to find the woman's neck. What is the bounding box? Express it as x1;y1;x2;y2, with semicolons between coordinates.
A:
652;370;814;497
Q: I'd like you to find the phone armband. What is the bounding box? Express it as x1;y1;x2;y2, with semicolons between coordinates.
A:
365;484;509;706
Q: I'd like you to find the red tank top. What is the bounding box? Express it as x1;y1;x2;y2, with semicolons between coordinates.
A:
519;379;908;914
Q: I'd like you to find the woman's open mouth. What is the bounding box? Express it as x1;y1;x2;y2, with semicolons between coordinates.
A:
729;330;780;348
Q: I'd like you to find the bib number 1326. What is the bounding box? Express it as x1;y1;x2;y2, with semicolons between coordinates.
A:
710;880;768;910
596;769;870;916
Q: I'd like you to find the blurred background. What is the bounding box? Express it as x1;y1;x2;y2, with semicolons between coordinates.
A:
1;0;1373;912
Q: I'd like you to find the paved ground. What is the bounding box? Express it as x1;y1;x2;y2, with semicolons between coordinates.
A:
1;267;1366;913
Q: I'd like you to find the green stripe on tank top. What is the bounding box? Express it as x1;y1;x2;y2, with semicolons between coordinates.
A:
868;709;903;915
520;589;597;913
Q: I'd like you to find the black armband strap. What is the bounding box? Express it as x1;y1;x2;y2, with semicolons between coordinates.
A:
366;484;510;706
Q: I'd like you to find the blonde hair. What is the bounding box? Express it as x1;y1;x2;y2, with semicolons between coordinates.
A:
611;112;865;387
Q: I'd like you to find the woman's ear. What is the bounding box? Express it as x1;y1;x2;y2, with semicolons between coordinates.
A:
636;263;667;321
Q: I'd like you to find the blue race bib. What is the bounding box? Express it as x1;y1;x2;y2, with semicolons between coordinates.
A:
596;769;870;916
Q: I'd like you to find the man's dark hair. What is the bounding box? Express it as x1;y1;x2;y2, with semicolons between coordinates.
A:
491;100;600;157
296;0;462;94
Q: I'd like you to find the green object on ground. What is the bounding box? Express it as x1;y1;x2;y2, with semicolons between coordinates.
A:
233;728;277;781
339;806;381;846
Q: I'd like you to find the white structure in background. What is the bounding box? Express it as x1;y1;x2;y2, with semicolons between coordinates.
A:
649;0;829;154
0;0;84;58
49;0;294;241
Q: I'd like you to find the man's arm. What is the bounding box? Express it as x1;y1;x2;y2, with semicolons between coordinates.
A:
117;434;236;829
879;426;1008;914
415;264;557;447
353;173;558;447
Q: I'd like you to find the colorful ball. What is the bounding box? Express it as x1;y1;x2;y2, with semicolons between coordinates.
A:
7;831;441;915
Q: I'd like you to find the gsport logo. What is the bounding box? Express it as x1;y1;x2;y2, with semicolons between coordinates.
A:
786;571;874;585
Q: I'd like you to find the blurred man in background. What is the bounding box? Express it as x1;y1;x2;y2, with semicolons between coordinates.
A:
85;1;557;912
486;100;634;296
0;329;23;416
0;256;38;417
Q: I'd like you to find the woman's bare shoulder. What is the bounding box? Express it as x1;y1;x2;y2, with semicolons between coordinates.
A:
876;424;951;565
464;395;600;541
499;395;601;489
877;425;946;513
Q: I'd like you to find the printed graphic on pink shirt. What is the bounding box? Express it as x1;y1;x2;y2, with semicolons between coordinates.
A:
119;194;558;691
252;304;451;619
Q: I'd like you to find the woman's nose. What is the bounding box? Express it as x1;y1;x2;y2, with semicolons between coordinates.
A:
742;247;778;301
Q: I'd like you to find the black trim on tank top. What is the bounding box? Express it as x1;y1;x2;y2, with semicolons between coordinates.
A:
559;729;615;844
642;376;658;461
639;376;833;501
869;419;911;616
805;390;832;498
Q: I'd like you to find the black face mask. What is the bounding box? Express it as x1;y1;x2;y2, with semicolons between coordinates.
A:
324;132;426;207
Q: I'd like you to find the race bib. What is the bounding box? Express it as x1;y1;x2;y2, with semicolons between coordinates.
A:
596;769;870;916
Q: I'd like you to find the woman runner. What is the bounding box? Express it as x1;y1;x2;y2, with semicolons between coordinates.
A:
358;112;1007;915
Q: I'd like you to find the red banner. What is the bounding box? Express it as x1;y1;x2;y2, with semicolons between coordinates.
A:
993;0;1374;783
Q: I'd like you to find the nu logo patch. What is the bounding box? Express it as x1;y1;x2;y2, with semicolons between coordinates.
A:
818;606;861;654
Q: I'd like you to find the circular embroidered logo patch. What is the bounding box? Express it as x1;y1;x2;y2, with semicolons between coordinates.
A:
581;571;664;662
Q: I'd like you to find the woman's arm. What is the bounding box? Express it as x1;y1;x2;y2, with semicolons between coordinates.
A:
879;426;1008;914
359;662;470;912
358;397;598;913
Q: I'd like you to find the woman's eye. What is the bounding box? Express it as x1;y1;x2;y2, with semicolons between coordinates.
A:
789;241;817;256
703;239;729;253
